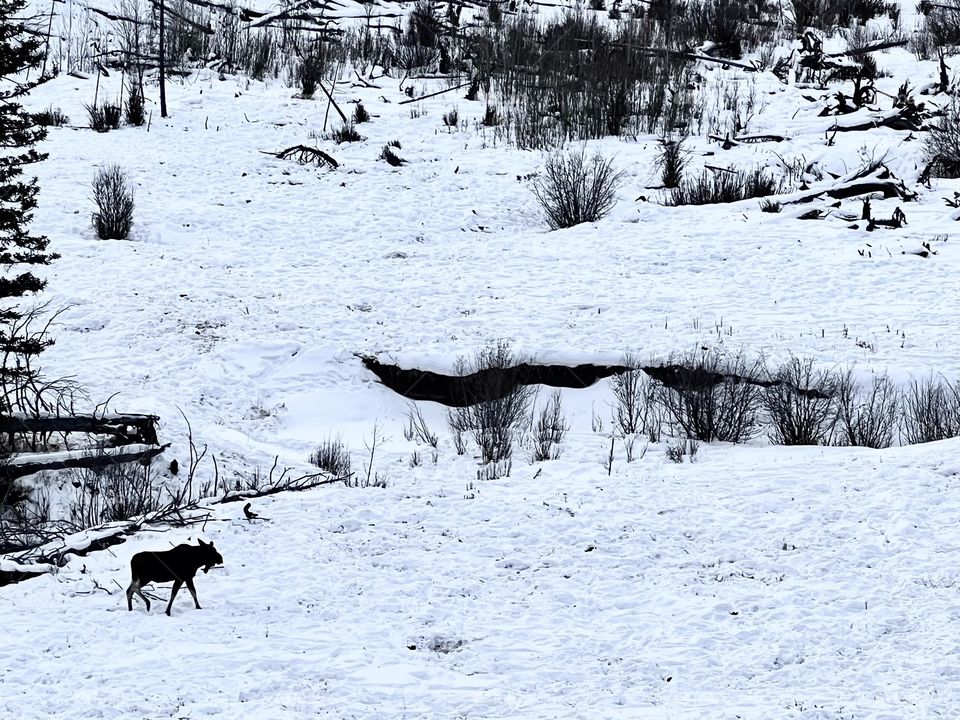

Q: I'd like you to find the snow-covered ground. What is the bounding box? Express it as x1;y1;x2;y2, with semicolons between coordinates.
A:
4;439;960;720
23;52;960;454
4;3;960;717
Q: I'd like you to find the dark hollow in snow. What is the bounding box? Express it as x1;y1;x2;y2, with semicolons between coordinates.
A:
360;356;631;406
0;567;45;587
360;357;833;406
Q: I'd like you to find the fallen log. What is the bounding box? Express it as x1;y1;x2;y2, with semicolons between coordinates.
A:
0;559;51;587
828;115;923;132
218;475;345;503
399;81;474;105
1;502;209;586
177;0;267;20
0;413;159;445
784;179;915;205
1;443;171;481
825;38;908;58
779;164;917;206
86;6;150;24
148;0;215;34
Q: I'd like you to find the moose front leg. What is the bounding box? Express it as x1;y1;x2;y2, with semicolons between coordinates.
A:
165;579;183;616
185;577;202;610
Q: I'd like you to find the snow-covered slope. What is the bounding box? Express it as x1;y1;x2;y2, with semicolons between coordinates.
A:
3;7;960;717
21;53;960;460
4;439;960;720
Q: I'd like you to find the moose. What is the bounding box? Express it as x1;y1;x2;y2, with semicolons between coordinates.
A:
126;539;223;616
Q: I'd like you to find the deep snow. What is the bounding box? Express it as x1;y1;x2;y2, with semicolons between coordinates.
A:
4;440;960;719
3;4;960;718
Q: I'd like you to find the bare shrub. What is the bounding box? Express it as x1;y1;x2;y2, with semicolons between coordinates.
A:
443;107;459;127
482;105;501;126
32;106;69;127
921;0;960;46
353;102;370;123
623;433;648;462
69;458;160;527
332;122;363;144
0;485;52;553
477;459;512;481
309;436;352;477
925;99;960;179
343;23;392;70
380;144;404;166
446;341;535;464
393;43;438;72
763;358;839;445
347;421;387;488
474;10;696;145
343;471;386;488
0;478;60;554
125;77;145;127
405;404;439;447
0;472;29;512
791;0;889;31
91;165;135;240
908;21;935;60
298;47;326;98
610;357;657;437
666;438;699;463
900;375;960;445
246;29;276;80
687;0;755;57
85;101;121;132
667;167;784;206
656;349;765;443
406;0;443;47
449;426;467;455
836;370;898;448
532;149;624;229
531;390;568;462
656;134;687;188
102;102;121;129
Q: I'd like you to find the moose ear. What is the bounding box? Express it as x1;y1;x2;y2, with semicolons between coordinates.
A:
198;539;209;547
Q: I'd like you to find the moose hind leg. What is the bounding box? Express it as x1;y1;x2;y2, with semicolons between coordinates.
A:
185;578;202;610
126;580;137;611
165;579;183;616
127;579;150;612
136;585;151;612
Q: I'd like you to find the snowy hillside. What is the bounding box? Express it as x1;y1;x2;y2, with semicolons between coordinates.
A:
3;0;960;716
4;440;960;719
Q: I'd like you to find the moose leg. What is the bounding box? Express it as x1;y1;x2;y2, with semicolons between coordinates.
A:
185;578;202;610
137;585;151;612
165;580;183;616
127;579;151;612
126;580;137;611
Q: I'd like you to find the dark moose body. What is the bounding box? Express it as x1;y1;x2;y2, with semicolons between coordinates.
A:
126;540;223;616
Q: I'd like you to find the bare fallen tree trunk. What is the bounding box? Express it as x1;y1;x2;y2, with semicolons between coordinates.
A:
0;413;159;445
1;443;170;482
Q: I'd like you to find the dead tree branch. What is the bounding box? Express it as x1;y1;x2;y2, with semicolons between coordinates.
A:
262;145;339;168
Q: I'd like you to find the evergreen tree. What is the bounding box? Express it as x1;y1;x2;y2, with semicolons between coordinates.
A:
0;0;59;411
